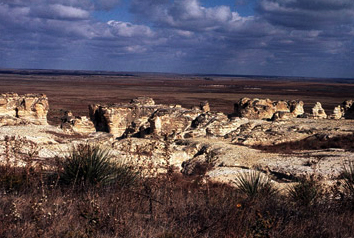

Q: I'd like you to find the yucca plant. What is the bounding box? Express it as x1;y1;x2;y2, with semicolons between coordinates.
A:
342;161;354;199
60;144;138;188
234;171;277;199
287;177;321;206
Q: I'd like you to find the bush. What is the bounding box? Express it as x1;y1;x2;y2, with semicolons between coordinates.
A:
234;171;277;199
60;144;138;188
287;177;321;206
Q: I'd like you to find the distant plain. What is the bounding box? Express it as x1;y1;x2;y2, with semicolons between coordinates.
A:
1;69;353;125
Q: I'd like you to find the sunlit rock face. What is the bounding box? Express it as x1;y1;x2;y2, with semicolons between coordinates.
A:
233;97;304;120
89;99;159;138
89;97;210;139
329;105;343;120
60;111;96;134
312;102;327;119
0;93;49;125
149;107;202;138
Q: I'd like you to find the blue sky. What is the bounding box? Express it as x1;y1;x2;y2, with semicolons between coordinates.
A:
0;0;353;78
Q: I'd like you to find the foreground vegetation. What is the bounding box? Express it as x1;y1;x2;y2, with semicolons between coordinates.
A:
1;144;354;237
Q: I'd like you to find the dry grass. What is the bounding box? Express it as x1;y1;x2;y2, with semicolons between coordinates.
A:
1;164;354;237
1;138;354;237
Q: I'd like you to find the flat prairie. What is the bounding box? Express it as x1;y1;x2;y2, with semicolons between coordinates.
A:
1;69;353;124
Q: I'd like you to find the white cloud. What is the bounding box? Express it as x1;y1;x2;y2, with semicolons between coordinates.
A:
124;45;147;53
107;20;154;37
205;5;232;22
49;4;90;20
175;30;194;37
172;0;204;20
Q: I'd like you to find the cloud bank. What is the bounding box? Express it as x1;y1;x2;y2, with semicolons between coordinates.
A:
0;0;353;77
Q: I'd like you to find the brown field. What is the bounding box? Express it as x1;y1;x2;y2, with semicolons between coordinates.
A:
1;70;353;125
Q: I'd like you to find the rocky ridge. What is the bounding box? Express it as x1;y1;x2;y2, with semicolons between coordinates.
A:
1;94;354;187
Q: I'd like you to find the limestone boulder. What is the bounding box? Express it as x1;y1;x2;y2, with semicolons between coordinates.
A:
200;101;210;112
233;97;304;120
89;102;158;138
185;112;249;138
289;100;305;117
89;98;210;138
0;93;49;125
61;111;96;134
312;102;327;119
329;105;343;120
130;96;155;106
0;93;19;117
233;98;276;119
274;100;290;112
149;107;201;138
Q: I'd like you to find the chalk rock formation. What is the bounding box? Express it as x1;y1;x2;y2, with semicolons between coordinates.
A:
200;101;210;112
0;115;25;127
61;111;96;134
89;97;210;138
329;105;343;120
289;100;305;117
0;93;49;125
312;102;327;119
233;97;304;120
4;93;354;186
130;96;155;106
89;99;158;138
233;98;275;119
149;107;201;138
184;112;249;138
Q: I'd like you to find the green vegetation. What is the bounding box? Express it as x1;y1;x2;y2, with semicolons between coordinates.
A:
60;144;138;188
234;170;277;199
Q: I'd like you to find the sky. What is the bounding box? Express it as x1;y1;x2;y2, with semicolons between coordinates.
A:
0;0;354;78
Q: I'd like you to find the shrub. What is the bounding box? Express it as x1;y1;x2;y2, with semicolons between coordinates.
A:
287;177;321;206
60;144;138;188
234;171;277;199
